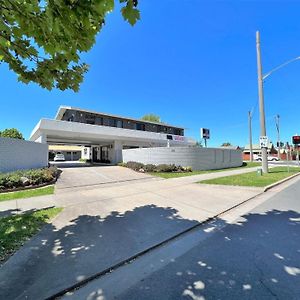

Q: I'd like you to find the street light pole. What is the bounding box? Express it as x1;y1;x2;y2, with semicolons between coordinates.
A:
248;110;253;162
256;31;269;173
275;114;280;160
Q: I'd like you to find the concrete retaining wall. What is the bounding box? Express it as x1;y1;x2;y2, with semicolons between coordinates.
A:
122;147;243;170
0;138;48;173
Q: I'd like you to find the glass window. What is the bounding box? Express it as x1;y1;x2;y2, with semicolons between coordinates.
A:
109;118;116;127
136;123;145;131
116;120;123;128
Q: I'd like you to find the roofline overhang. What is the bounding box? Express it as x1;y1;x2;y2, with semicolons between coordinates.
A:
54;105;185;130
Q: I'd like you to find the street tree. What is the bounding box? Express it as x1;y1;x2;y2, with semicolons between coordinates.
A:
221;142;232;147
141;114;161;122
0;0;140;91
0;128;24;139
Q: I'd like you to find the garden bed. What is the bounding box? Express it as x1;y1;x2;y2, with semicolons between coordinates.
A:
0;167;61;193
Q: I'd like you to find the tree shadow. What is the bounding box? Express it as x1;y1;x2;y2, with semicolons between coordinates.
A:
0;206;55;218
0;204;199;300
1;204;299;300
118;209;300;300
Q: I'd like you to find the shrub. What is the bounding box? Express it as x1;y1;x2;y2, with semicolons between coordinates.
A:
156;164;177;173
0;167;59;191
143;164;156;172
125;161;145;171
121;162;193;173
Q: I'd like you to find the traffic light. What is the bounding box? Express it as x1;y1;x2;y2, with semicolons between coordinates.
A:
292;135;300;145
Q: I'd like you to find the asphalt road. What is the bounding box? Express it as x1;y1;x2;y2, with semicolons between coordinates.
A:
64;177;300;300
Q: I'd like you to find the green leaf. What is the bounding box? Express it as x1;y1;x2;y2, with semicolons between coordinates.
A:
121;5;140;26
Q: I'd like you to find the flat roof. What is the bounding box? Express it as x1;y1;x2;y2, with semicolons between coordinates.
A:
55;105;185;129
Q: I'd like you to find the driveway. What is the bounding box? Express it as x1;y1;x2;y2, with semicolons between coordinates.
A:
55;165;156;190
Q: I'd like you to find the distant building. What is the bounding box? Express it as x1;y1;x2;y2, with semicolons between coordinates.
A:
48;145;83;161
243;143;276;160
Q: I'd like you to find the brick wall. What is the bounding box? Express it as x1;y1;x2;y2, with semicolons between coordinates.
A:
0;138;48;173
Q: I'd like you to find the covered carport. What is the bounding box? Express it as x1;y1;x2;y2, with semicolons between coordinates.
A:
30;118;182;164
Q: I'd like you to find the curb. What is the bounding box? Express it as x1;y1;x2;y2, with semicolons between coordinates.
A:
263;171;300;192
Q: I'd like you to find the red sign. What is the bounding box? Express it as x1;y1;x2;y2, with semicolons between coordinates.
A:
292;135;300;145
174;135;185;141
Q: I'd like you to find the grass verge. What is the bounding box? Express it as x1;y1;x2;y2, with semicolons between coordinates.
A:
151;162;261;179
0;207;62;264
199;166;300;187
0;185;54;202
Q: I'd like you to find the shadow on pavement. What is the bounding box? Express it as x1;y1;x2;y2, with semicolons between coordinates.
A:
118;209;300;300
0;204;198;300
1;203;300;300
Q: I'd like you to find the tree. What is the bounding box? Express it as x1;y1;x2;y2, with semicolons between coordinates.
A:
221;142;232;147
0;128;24;139
141;114;161;122
0;0;140;92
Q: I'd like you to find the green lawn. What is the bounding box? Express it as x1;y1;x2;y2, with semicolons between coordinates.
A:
199;166;300;187
151;162;261;179
0;207;62;264
0;185;54;202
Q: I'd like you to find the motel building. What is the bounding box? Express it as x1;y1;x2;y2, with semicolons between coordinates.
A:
30;106;196;164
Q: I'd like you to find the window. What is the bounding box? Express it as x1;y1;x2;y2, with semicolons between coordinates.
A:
67;114;75;122
116;120;123;128
109;118;116;127
136;123;145;131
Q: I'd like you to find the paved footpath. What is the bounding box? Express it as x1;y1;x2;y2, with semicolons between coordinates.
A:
0;166;267;299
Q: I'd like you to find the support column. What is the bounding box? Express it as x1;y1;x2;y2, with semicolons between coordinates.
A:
113;141;123;164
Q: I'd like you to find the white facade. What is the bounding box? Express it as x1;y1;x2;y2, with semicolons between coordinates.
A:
30;118;196;164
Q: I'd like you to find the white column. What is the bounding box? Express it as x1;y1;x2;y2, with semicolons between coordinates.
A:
113;141;123;164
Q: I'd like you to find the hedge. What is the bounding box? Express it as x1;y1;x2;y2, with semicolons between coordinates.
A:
120;161;192;173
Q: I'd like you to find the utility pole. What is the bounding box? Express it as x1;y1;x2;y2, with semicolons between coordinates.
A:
256;31;269;173
275;114;280;160
248;110;253;162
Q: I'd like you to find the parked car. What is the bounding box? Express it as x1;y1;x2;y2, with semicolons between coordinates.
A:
253;154;279;161
54;153;65;161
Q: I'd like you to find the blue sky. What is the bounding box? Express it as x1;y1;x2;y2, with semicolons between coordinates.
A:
1;0;300;146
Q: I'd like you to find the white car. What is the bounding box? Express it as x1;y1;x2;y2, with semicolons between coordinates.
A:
54;153;65;161
254;154;279;161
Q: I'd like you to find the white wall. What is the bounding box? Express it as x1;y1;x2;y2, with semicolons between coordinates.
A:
122;147;243;171
0;138;48;173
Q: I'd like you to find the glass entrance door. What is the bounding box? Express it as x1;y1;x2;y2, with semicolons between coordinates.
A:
100;146;109;163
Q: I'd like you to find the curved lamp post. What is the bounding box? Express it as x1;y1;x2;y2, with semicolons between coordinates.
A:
256;31;300;173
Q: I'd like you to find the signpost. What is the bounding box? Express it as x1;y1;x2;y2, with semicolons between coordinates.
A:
259;136;269;149
285;142;290;173
201;128;210;147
